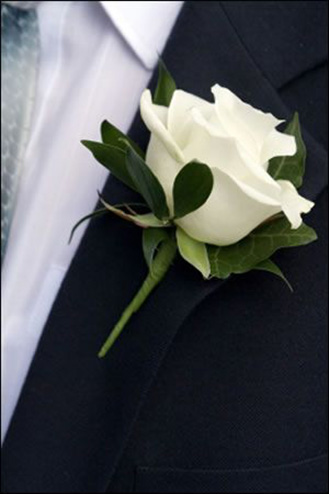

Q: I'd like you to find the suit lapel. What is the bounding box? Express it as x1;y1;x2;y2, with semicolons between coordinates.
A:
2;3;327;493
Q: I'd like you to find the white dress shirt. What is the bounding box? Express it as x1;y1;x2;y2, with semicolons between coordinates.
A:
1;0;183;442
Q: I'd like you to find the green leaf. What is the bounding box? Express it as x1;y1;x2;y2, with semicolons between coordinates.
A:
153;59;176;107
100;120;144;157
173;161;214;218
124;142;170;220
268;112;306;188
99;195;168;228
133;213;169;228
253;258;293;292
142;228;171;268
208;217;317;279
176;227;210;278
69;208;108;244
81;140;137;191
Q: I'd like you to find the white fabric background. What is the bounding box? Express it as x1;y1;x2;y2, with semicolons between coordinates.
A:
1;0;183;442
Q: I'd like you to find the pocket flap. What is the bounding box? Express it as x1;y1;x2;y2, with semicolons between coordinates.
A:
135;455;328;493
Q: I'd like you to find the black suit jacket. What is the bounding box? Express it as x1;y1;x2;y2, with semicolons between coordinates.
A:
1;2;328;493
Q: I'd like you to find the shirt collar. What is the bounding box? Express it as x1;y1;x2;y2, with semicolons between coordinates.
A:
99;1;183;70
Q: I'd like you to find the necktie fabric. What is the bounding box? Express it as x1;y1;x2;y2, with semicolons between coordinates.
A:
1;2;39;261
3;2;40;9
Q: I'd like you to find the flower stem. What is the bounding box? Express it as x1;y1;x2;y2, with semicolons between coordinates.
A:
98;236;177;358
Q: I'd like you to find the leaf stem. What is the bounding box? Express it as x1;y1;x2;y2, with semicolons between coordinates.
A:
98;236;177;358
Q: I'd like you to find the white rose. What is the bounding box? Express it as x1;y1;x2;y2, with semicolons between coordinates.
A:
140;85;314;246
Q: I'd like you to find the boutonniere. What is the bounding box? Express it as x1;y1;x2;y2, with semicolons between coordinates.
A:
73;62;317;358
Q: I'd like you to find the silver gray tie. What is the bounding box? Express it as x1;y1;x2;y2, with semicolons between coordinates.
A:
1;1;40;262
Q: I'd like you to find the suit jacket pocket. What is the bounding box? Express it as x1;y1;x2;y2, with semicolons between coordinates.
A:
135;454;328;493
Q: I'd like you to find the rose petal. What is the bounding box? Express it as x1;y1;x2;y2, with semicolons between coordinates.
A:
261;129;296;164
212;84;283;165
184;108;281;202
140;90;185;163
152;104;169;127
278;180;314;229
167;89;214;147
176;168;281;246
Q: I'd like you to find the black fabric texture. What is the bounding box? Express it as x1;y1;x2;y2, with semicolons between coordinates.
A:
1;2;328;493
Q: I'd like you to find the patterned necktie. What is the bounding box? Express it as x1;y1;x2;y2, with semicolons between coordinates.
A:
1;1;40;262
